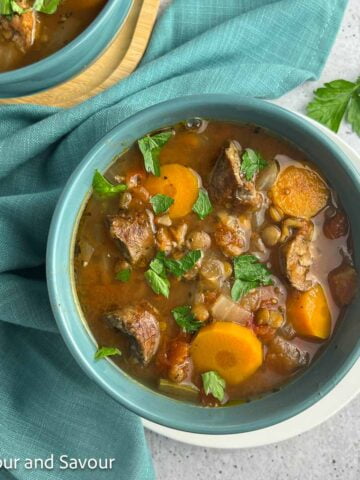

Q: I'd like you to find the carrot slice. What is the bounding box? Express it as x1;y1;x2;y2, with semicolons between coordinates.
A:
145;163;199;219
269;166;329;218
286;284;331;340
190;322;263;385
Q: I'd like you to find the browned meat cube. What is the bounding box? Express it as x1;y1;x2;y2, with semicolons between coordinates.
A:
0;7;38;53
109;212;155;266
281;218;314;292
328;263;358;306
209;140;261;210
266;336;309;374
105;302;160;365
323;211;348;239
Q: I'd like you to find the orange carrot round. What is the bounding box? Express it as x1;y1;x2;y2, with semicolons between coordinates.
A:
190;322;263;385
270;166;329;218
145;163;199;219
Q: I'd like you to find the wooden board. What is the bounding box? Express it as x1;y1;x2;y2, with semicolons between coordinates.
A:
0;0;160;108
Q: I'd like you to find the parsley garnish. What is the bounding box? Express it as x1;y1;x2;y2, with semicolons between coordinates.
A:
150;194;174;215
171;305;202;333
145;250;202;297
92;170;127;198
94;346;122;361
115;268;131;283
145;256;170;297
307;78;360;135
160;250;202;277
231;254;273;301
202;371;226;402
138;132;172;177
192;188;213;220
241;149;267;181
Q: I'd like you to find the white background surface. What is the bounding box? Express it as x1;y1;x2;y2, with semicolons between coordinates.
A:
146;1;360;478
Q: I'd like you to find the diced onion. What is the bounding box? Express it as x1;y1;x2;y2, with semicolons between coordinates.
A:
211;294;252;325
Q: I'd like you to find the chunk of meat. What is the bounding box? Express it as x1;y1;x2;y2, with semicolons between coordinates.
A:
323;210;348;239
0;5;38;53
167;340;191;383
105;302;160;365
328;263;358;306
108;212;155;266
214;211;251;257
266;336;309;374
281;218;314;291
209;140;262;210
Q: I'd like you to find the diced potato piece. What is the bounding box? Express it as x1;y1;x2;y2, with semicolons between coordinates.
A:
286;284;331;340
190;322;263;385
270;166;329;218
145;164;199;219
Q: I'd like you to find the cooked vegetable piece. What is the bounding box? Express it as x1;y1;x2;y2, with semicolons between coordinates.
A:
92;170;127;198
94;346;122;360
145;163;199;218
201;371;226;402
286;284;331;340
159;379;199;401
328;264;358;306
138;132;172;176
191;322;263;385
192;188;213;220
211;294;252;325
270;166;329;218
150;194;174;215
166;340;191;383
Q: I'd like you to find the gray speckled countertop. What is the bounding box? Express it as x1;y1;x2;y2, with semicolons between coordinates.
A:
146;1;360;478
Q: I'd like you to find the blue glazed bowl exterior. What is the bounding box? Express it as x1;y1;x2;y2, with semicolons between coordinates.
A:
47;96;360;435
0;0;132;98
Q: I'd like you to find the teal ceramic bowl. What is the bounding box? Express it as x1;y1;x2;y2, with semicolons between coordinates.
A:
47;95;360;434
0;0;132;98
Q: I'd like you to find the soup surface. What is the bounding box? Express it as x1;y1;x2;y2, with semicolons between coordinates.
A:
74;120;358;406
0;0;107;73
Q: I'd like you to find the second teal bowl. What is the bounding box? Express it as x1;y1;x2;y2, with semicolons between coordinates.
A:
0;0;132;98
47;95;360;434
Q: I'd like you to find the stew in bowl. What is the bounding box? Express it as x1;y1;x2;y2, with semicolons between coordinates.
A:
74;119;358;407
47;96;360;433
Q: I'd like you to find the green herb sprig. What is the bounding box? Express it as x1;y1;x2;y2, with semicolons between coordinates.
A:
202;371;226;402
171;305;202;333
231;254;273;302
307;77;360;135
94;347;122;361
241;149;267;181
138;132;172;177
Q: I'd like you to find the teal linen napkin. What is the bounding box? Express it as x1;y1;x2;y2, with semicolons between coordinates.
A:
0;0;348;478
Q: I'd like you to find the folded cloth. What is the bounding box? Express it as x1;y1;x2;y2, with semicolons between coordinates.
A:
0;0;348;478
